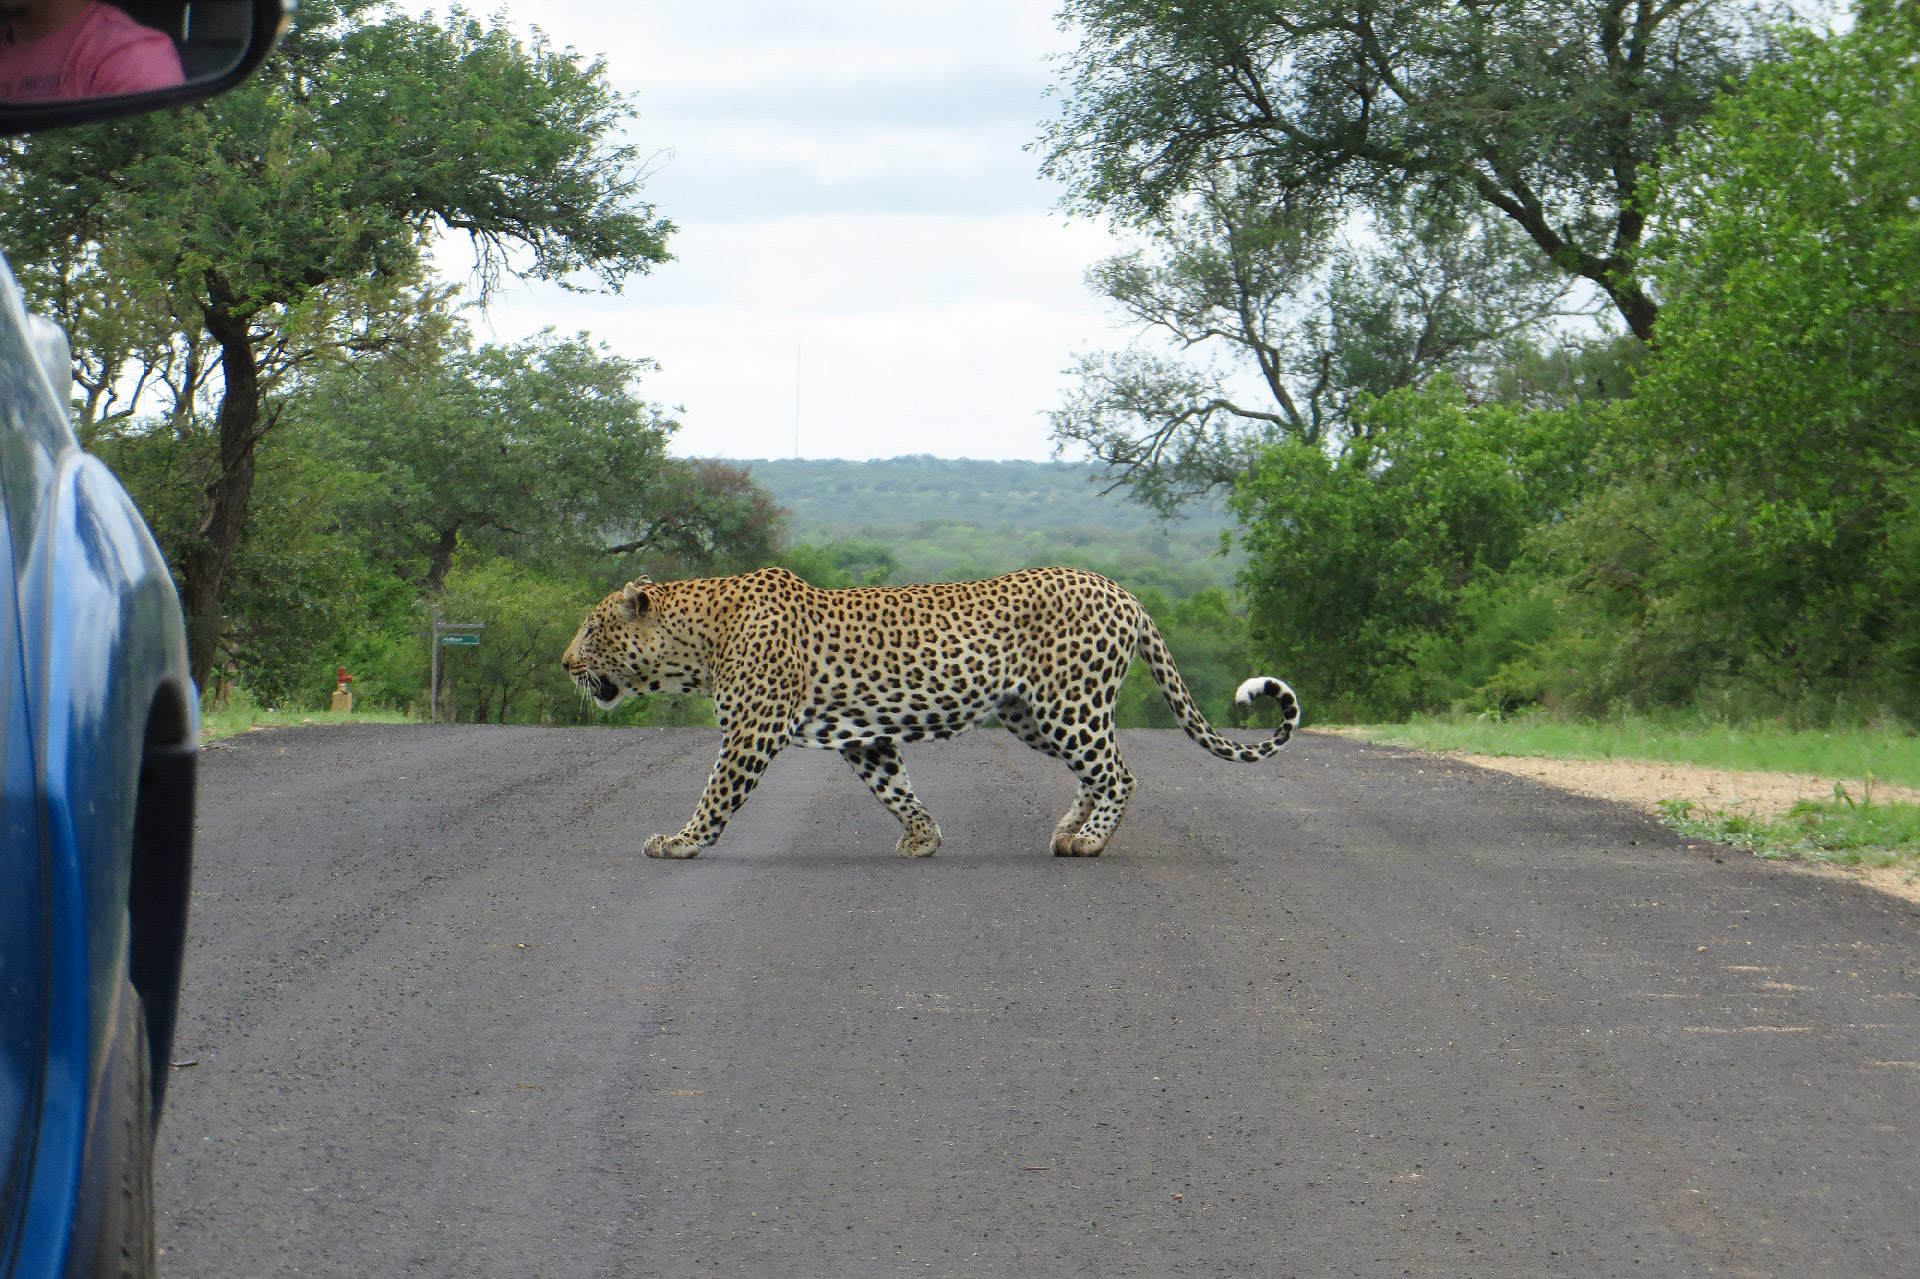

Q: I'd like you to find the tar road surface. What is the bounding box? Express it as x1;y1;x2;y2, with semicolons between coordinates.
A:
156;724;1919;1277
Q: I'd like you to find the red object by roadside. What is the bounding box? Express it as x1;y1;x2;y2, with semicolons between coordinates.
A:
336;667;352;686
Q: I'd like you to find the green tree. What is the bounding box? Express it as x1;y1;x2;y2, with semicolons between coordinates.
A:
209;444;421;710
434;557;586;724
601;457;789;583
1231;380;1603;718
1042;0;1785;343
0;0;672;685
80;372;424;711
302;327;682;589
1543;3;1920;712
777;540;901;589
1051;192;1579;512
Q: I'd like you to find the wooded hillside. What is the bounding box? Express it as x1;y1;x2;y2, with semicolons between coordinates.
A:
737;456;1240;597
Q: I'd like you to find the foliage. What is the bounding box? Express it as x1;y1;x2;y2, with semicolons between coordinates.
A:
214;447;423;709
1052;196;1582;512
87;403;424;710
1527;6;1920;717
1209;9;1917;726
608;457;787;583
434;555;713;727
433;555;583;724
1042;0;1786;342
0;0;672;683
1483;333;1645;411
430;556;589;724
1231;379;1604;719
299;326;683;589
778;541;901;589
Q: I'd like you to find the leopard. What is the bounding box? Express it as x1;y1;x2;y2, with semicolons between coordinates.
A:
560;565;1300;859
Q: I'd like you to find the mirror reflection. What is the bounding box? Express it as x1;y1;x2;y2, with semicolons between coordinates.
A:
0;0;250;103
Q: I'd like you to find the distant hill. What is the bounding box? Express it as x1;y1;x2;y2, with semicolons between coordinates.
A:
726;456;1241;597
734;456;1232;538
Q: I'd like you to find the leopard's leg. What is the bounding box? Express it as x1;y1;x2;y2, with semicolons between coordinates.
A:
646;728;783;858
999;698;1095;854
1027;703;1134;857
840;738;942;857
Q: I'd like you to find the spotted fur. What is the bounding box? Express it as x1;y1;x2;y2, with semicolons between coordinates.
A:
560;566;1300;859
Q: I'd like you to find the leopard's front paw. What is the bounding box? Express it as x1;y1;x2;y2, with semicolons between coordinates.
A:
644;833;703;859
1056;832;1108;857
1049;814;1088;856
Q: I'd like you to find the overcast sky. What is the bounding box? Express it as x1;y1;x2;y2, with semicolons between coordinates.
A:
419;0;1134;463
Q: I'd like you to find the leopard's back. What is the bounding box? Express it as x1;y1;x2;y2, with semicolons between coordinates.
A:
784;566;1142;747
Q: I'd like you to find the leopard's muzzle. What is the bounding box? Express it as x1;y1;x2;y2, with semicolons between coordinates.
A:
569;664;624;708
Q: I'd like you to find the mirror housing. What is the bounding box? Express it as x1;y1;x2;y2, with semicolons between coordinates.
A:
0;0;288;136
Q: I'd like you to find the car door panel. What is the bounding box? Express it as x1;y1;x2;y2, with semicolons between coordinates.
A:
0;249;196;1279
0;472;48;1278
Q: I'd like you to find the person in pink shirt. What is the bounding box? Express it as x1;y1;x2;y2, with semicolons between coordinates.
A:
0;0;185;102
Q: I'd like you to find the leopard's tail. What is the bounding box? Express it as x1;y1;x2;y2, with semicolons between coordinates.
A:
1134;609;1300;762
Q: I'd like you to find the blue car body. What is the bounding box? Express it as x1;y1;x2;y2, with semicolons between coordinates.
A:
0;259;199;1276
0;7;295;1272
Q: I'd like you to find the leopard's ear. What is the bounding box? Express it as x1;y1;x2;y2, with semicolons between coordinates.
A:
622;581;651;621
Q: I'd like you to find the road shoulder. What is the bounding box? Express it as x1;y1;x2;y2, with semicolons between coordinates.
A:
1308;728;1920;906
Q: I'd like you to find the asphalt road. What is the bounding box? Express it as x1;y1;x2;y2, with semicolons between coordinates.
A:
157;724;1920;1278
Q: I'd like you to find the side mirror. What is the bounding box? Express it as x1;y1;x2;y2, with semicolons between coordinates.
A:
0;0;288;136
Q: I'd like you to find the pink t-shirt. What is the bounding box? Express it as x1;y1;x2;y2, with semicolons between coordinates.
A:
0;2;186;102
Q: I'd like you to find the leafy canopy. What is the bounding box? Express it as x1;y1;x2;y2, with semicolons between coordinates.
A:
1041;0;1786;340
0;0;675;685
1231;378;1605;718
1535;2;1920;711
300;328;677;584
1051;191;1581;513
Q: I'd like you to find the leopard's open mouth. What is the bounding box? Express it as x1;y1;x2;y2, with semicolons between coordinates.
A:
574;672;622;708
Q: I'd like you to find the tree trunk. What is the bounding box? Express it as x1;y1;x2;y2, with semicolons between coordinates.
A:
180;285;260;691
424;526;460;593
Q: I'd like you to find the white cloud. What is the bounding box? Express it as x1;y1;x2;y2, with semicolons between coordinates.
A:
411;0;1136;462
450;212;1121;461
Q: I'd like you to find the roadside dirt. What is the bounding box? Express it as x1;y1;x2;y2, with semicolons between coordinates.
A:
1314;730;1920;904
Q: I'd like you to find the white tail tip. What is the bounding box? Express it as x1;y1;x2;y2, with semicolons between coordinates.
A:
1235;676;1297;711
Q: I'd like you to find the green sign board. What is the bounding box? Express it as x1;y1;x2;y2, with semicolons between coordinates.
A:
440;633;481;646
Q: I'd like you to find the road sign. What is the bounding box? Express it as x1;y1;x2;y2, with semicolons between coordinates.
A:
430;606;487;721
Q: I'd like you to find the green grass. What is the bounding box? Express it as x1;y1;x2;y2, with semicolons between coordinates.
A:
1659;795;1920;876
200;703;416;743
1338;713;1920;788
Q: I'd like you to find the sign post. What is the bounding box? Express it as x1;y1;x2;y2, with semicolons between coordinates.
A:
429;604;485;722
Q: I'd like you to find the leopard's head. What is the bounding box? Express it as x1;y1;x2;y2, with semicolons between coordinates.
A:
562;578;706;709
